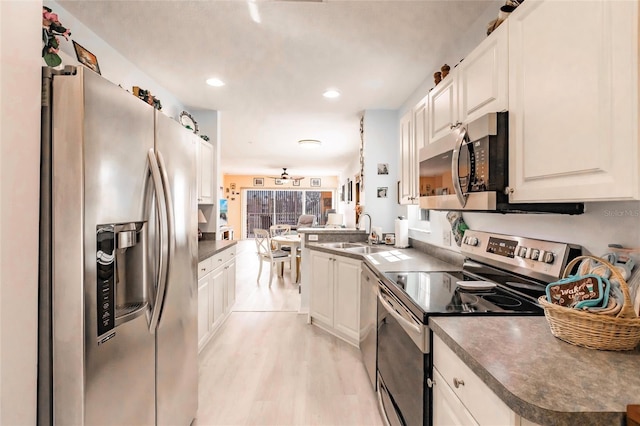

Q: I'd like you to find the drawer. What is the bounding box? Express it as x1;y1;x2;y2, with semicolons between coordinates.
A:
433;334;515;425
198;257;213;279
220;247;236;264
199;246;236;278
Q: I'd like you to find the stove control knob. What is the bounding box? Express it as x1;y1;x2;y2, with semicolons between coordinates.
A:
541;252;555;264
466;237;479;246
517;246;528;257
530;249;540;260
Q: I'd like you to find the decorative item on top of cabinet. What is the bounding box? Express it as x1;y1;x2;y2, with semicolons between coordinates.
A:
179;111;198;133
440;64;450;79
132;86;161;110
434;71;442;85
42;6;71;67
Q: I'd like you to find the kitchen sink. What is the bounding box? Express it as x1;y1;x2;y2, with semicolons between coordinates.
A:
321;242;364;249
344;246;388;254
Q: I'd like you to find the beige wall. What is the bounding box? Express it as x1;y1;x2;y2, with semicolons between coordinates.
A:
0;1;42;423
222;175;339;238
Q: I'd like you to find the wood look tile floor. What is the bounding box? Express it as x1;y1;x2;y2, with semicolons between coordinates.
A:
196;240;383;426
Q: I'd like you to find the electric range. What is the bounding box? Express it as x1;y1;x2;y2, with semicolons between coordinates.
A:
375;230;582;426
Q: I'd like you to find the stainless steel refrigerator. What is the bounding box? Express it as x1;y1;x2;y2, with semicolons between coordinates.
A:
39;66;198;425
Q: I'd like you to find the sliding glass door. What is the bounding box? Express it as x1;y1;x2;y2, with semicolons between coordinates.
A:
245;189;333;237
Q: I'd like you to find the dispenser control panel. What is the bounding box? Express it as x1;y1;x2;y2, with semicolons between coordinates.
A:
96;225;116;341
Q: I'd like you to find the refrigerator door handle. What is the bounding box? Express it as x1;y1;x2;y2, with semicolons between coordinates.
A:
147;149;169;334
155;150;175;328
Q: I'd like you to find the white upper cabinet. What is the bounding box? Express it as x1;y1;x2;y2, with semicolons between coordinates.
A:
197;138;214;204
428;21;508;147
458;20;508;123
413;95;428;152
508;0;639;202
399;110;419;204
428;69;458;145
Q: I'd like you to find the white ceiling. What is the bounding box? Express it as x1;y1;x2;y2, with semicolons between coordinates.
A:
58;0;498;178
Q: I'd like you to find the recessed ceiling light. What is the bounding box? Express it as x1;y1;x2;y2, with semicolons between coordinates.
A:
206;78;225;87
298;139;322;147
323;90;340;99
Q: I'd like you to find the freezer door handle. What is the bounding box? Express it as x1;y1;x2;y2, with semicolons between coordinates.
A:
148;149;169;334
154;150;175;328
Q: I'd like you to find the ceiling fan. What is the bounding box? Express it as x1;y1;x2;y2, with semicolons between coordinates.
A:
269;168;305;182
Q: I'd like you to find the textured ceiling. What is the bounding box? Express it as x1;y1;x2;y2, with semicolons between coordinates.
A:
58;0;498;178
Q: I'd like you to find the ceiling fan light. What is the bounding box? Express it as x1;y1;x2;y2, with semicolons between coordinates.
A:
298;139;322;147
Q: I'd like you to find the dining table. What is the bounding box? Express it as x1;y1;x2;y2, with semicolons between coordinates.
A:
272;234;302;282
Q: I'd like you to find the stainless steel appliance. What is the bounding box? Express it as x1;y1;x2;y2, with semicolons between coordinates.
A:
360;263;380;390
418;112;584;214
39;66;198;425
375;230;582;426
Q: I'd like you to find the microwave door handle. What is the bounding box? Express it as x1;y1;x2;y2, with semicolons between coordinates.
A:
451;126;469;208
147;149;169;334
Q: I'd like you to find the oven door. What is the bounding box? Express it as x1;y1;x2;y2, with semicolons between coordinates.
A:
377;283;429;426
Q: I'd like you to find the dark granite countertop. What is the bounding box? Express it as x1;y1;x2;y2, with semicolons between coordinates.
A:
429;316;640;426
198;240;237;262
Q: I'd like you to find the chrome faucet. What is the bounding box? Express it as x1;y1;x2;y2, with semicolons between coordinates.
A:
357;213;372;244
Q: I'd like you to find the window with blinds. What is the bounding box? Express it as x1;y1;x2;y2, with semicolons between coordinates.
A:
246;190;333;237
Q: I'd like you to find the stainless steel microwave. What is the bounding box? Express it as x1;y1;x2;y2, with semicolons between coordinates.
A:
418;112;583;214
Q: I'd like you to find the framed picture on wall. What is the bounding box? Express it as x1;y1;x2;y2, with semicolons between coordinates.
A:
253;177;264;187
348;179;353;202
73;41;101;75
377;163;389;175
310;178;321;187
340;184;345;201
377;187;388;198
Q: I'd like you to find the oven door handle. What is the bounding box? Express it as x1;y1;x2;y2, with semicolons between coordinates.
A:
377;288;423;334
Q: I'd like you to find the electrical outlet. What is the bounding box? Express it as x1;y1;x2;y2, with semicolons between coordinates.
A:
443;230;451;246
309;234;319;241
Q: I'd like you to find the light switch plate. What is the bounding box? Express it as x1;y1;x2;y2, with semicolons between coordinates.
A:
443;230;451;246
309;234;318;241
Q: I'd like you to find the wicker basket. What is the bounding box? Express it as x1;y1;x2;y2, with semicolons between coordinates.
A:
538;255;640;351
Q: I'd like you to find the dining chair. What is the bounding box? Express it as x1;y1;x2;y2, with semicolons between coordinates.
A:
270;224;292;251
291;214;316;230
269;224;292;238
254;228;291;287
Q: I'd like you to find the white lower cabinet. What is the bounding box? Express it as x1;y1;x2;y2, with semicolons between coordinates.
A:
197;246;236;352
433;368;478;426
433;335;540;426
309;251;361;345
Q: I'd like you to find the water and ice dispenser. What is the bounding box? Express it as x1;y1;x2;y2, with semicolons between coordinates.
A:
96;222;148;342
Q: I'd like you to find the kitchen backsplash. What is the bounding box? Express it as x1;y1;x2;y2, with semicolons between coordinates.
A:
408;201;640;257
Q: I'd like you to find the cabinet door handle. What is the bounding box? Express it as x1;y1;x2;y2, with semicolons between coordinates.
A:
453;378;465;388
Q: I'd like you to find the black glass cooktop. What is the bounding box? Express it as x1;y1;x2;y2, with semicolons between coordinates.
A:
382;270;545;323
